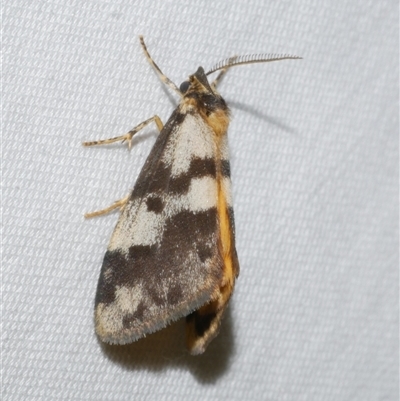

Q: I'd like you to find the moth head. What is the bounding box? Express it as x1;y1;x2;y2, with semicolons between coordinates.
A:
179;67;228;116
180;67;217;96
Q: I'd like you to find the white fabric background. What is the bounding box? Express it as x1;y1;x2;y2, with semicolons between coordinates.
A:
3;1;398;400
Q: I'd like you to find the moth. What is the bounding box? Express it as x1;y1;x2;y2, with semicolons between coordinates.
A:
83;36;300;355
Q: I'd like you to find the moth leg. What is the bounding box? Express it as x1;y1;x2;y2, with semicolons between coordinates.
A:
211;56;238;89
186;278;235;355
82;115;164;150
139;35;182;97
84;195;129;219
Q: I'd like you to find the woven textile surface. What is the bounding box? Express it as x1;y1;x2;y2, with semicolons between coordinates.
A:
3;1;398;400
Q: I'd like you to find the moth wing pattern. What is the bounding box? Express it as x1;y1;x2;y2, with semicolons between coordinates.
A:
94;107;239;351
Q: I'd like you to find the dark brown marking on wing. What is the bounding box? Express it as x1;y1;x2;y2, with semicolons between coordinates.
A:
122;301;145;329
146;284;167;307
167;284;183;305
161;209;217;257
197;243;214;263
95;251;127;305
169;158;217;194
221;159;231;178
146;161;171;195
146;195;164;213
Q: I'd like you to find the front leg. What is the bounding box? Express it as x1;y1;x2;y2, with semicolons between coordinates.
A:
82;115;163;150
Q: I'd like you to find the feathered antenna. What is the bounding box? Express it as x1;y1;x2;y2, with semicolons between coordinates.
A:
206;53;302;75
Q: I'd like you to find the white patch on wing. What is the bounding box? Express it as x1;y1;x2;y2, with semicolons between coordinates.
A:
162;114;216;177
96;284;144;337
109;200;163;252
96;303;124;335
115;285;143;313
163;176;218;216
186;176;218;211
129;203;163;245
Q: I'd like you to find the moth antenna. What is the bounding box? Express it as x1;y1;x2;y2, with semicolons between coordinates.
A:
206;53;302;75
139;36;182;96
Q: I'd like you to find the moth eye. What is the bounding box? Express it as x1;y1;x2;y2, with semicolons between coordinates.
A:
179;81;190;93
